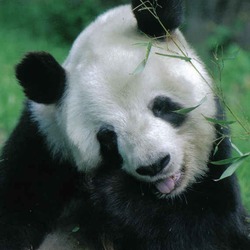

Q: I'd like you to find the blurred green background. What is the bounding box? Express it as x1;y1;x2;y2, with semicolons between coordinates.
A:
0;0;249;209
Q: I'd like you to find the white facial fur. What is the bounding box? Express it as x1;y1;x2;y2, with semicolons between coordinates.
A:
31;5;217;196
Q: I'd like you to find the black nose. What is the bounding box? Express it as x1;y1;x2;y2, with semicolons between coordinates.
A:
136;154;170;177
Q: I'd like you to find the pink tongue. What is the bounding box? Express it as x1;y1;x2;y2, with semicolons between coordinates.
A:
155;173;181;194
156;178;175;194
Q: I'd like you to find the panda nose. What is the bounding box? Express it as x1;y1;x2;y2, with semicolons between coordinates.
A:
136;154;171;177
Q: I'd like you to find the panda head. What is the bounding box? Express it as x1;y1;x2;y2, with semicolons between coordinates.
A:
16;0;217;198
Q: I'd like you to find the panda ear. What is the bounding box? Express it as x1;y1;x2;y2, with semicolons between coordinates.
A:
132;0;183;37
15;52;66;104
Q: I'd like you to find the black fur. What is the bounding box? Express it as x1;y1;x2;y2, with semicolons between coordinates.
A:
0;106;82;249
15;52;66;104
132;0;183;37
68;170;250;250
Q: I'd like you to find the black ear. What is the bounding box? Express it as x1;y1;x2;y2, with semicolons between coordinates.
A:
132;0;183;37
15;52;66;104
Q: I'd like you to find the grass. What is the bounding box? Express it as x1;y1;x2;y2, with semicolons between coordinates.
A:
0;27;249;210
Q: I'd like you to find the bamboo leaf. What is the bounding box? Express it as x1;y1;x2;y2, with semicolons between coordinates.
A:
212;153;250;181
218;160;244;180
132;41;152;75
231;142;243;156
211;153;250;165
145;41;153;61
174;96;207;115
204;116;236;125
213;144;219;157
72;226;80;233
174;107;197;115
133;42;150;47
132;59;147;75
155;52;192;62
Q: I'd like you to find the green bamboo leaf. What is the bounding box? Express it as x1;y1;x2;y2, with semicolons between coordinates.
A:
138;6;155;12
174;96;207;115
212;153;250;181
213;144;219;157
72;226;80;233
145;41;153;61
204;116;236;125
218;160;244;180
231;142;243;156
215;153;250;181
133;42;150;47
132;41;152;75
211;153;250;165
174;106;198;115
155;52;192;62
132;59;147;75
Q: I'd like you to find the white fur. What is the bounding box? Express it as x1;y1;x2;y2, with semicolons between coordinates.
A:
31;5;217;196
37;232;86;250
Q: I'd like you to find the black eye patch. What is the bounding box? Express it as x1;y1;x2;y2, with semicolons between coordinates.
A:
97;125;122;166
151;96;187;127
97;125;117;151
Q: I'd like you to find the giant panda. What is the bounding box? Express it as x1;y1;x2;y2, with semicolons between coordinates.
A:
0;0;249;249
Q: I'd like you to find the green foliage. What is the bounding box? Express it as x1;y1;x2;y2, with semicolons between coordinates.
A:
216;46;250;207
155;53;192;62
0;0;129;44
40;0;110;43
132;42;152;75
213;45;250;137
173;97;207;115
0;27;68;144
204;117;236;126
214;153;250;181
206;25;233;52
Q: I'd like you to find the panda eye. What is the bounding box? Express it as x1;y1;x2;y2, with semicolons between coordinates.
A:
97;125;117;150
151;96;187;127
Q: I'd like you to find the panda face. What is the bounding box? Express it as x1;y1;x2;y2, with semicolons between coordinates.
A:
31;5;216;197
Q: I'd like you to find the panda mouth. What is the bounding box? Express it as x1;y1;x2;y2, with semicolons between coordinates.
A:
154;170;182;194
